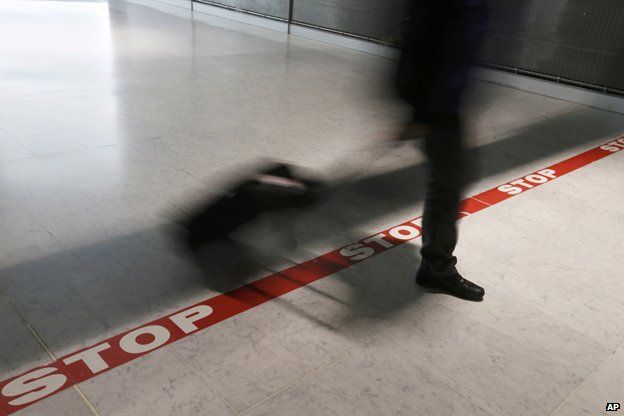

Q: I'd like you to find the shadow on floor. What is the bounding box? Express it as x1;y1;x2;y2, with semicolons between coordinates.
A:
0;106;623;376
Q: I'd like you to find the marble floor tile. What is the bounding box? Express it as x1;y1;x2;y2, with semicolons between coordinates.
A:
243;279;393;369
13;388;94;416
0;130;33;162
0;297;51;379
0;249;113;358
79;348;235;416
320;335;493;416
1;0;623;415
382;305;588;416
431;285;609;378
552;344;624;416
242;374;364;416
170;315;314;412
455;159;624;351
0;209;63;268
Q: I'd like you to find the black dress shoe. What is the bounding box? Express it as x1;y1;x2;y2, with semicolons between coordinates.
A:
416;270;485;301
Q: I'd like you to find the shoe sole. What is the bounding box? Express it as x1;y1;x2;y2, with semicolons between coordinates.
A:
416;279;484;302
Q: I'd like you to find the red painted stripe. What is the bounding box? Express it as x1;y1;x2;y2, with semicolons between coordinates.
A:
0;137;622;415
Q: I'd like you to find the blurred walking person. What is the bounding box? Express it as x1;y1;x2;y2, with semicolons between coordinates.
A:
396;0;488;301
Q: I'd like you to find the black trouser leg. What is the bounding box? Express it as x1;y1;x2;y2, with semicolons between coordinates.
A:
420;114;466;277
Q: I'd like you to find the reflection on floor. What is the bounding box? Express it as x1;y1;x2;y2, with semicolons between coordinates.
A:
1;1;623;415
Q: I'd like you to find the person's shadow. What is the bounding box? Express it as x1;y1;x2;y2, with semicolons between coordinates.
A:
1;104;621;377
182;103;624;329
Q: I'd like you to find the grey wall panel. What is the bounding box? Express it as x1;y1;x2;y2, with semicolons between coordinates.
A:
481;0;624;92
291;0;408;42
201;0;624;93
201;0;290;19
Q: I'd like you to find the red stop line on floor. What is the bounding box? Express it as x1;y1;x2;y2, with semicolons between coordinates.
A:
1;136;623;415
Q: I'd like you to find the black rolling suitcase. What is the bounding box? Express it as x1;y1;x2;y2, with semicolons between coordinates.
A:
181;163;324;250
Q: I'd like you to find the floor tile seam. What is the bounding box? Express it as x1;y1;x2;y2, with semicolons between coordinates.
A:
242;287;368;350
2;109;125;127
475;80;600;114
432;297;613;369
237;322;400;415
547;378;596;416
537;278;624;313
471;94;586;119
236;360;353;416
0;130;38;160
298;313;441;412
465;104;588;151
187;46;294;60
36;224;116;332
547;341;624;416
236;371;328;416
71;386;103;416
471;93;584;119
0;125;114;143
14;91;122;104
273;318;393;366
248;317;318;373
23;141;128;159
0;154;41;164
3;275;113;366
372;314;502;416
0;293;57;361
317;323;496;416
482;284;622;353
391;303;581;416
167;346;240;415
468;114;553;141
0;292;52;377
491;279;624;352
24;143;125;164
392;346;498;416
0;292;101;416
1;132;620;412
0;133;37;158
188;18;289;45
315;374;378;416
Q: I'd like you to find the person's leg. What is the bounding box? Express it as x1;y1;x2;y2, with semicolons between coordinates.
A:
416;113;485;301
420;113;464;277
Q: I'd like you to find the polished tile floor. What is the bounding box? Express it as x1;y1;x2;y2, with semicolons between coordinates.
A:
1;1;623;415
